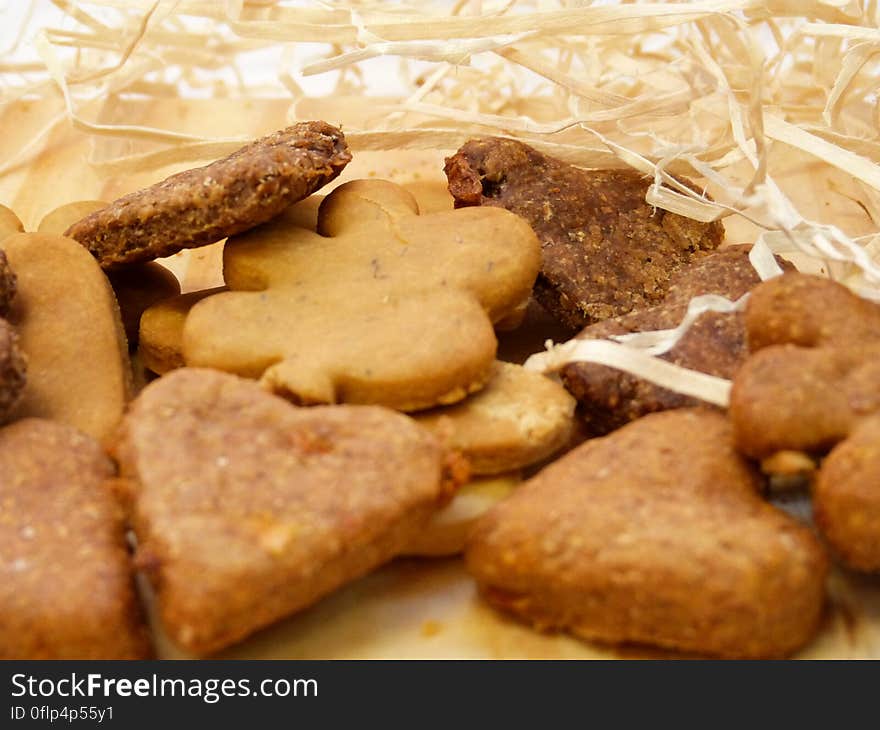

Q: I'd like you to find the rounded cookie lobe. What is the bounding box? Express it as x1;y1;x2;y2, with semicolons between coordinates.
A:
465;408;828;658
64;121;352;267
0;418;151;659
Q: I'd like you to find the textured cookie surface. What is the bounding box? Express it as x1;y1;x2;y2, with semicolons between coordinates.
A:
0;418;151;659
0;319;26;425
181;179;542;411
445;137;724;330
562;246;792;435
466;409;828;658
114;368;457;655
1;232;131;443
415;361;575;475
64;122;351;267
0;203;22;316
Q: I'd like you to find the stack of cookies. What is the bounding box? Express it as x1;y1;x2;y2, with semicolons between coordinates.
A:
1;123;874;659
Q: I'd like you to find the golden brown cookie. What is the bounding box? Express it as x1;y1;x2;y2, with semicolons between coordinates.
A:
0;203;23;242
0;418;151;659
65;122;351;268
181;179;541;411
139;287;225;375
445;137;725;330
415;361;575;475
466;408;828;658
0;204;21;316
814;416;880;572
561;246;793;435
404;472;520;557
114;368;460;655
1;232;131;443
730;273;880;459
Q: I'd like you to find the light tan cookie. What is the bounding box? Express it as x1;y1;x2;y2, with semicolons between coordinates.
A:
404;472;520;557
0;203;23;242
466;409;828;658
139;288;225;375
39;201;182;348
181;179;541;411
0;418;151;659
415;361;575;475
64;122;352;267
114;367;462;655
1;232;131;443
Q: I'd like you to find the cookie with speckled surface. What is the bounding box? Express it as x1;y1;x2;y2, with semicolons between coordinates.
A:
0;418;151;659
114;368;461;655
0;319;25;424
0;203;21;316
445;137;725;330
64;122;351;268
466;409;828;659
415;361;575;475
180;178;541;411
562;246;793;435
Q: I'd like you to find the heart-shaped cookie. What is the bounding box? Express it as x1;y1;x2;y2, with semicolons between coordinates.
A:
466;408;828;658
114;368;459;655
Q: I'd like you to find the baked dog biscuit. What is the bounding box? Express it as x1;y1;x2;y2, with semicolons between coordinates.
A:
0;319;26;424
730;273;880;571
114;368;460;655
1;233;131;443
182;179;541;411
466;409;828;658
415;361;575;475
562;246;792;435
0;203;23;243
0;205;22;317
445;138;724;330
39;201;182;347
730;273;880;459
814;416;880;572
64;121;351;267
0;418;151;659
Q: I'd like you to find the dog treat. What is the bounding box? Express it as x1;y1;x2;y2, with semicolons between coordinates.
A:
64;121;352;268
181;179;541;411
0;418;151;659
0;204;23;243
39;201;182;347
561;246;792;435
466;408;828;658
139;288;225;374
1;232;131;443
416;361;575;475
445;137;725;330
405;473;520;557
730;273;880;459
0;320;26;424
814;416;880;572
114;368;461;655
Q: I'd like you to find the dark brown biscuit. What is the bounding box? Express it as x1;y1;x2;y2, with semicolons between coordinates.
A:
561;246;793;435
65;122;352;268
730;273;880;459
0;418;151;659
0;319;26;424
114;368;458;655
814;416;880;572
465;409;828;658
0;250;15;318
445;137;724;329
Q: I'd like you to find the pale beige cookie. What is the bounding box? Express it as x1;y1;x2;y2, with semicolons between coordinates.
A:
0;204;23;242
139;288;225;375
404;472;520;557
1;233;131;443
114;368;461;655
39;201;182;347
181;179;541;411
415;361;576;475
